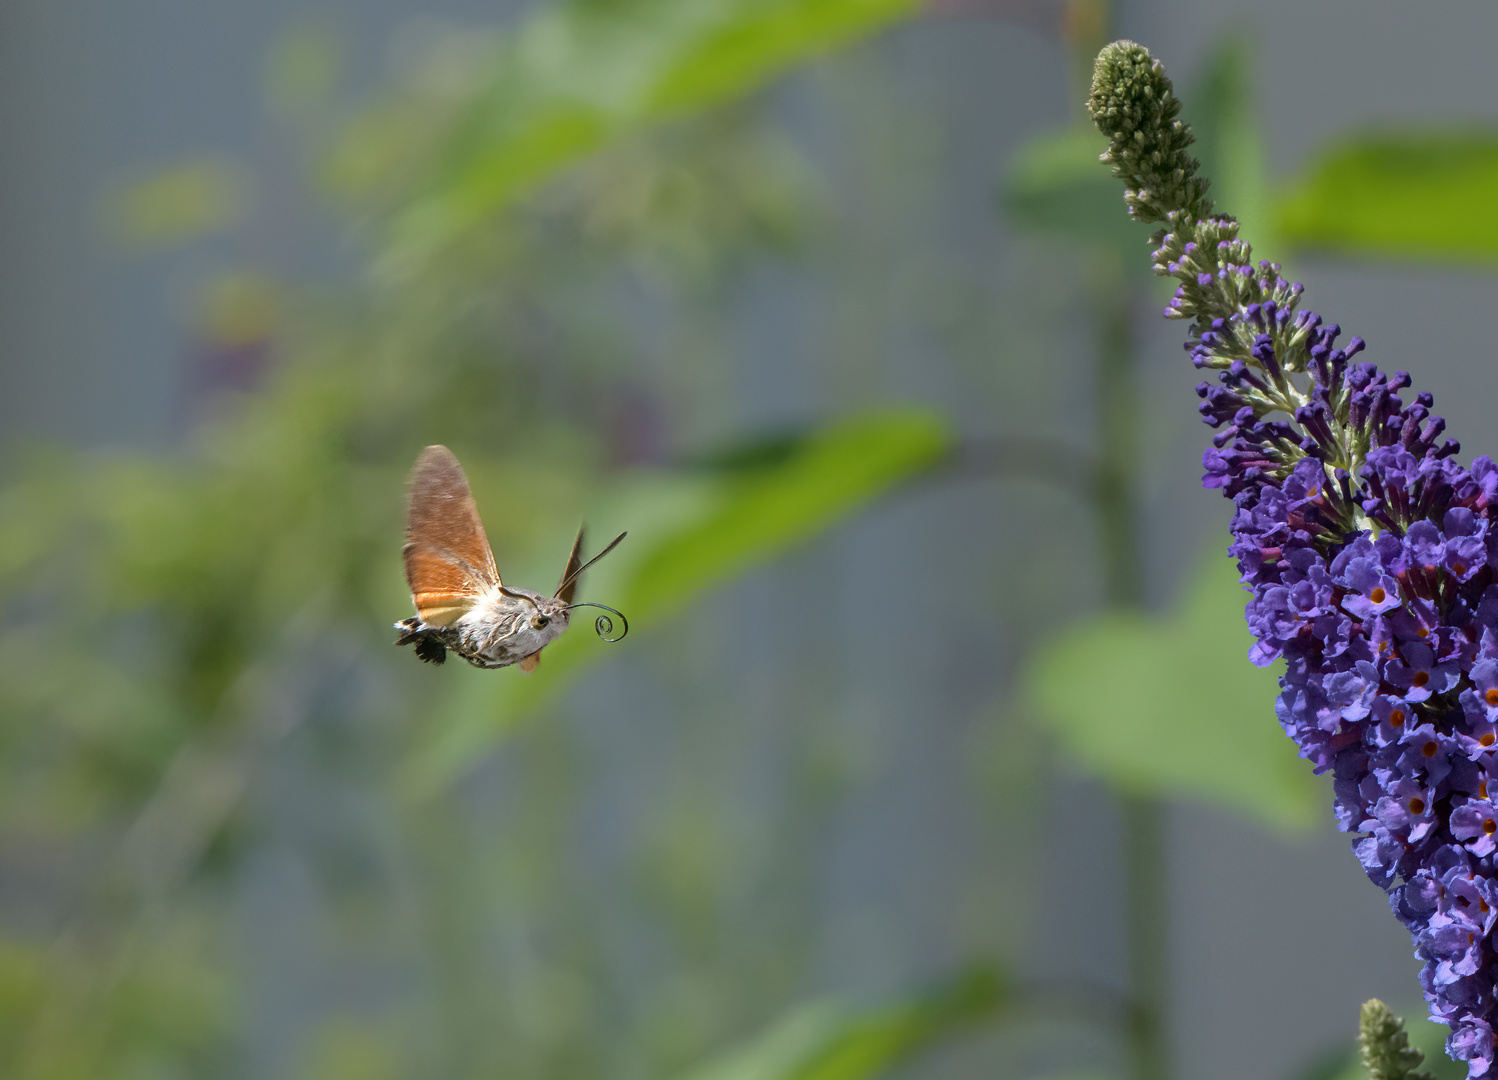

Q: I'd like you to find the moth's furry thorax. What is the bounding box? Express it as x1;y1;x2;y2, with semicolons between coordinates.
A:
396;586;571;670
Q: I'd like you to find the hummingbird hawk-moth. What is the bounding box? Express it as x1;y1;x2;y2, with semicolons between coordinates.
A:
393;445;628;671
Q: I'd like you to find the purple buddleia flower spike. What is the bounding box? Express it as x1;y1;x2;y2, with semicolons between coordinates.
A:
1091;40;1495;1076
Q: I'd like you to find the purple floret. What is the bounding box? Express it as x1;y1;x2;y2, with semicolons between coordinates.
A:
1172;226;1498;1076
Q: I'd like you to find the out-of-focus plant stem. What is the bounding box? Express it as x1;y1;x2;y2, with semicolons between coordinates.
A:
1092;249;1168;1080
1063;1;1169;1071
1121;793;1167;1080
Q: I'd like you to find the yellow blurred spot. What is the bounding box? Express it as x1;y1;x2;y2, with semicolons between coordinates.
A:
266;22;341;112
1062;0;1106;45
108;160;243;248
197;274;276;347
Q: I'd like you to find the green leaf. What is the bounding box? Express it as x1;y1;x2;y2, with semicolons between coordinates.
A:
622;410;950;620
1024;553;1321;831
401;410;953;795
673;966;1006;1080
1187;38;1273;254
382;0;918;265
1274;131;1498;263
643;0;917;114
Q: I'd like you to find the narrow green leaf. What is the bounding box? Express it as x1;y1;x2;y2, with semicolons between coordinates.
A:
674;966;1005;1080
402;410;953;795
1187;38;1272;253
645;0;914;113
1024;553;1321;831
622;410;950;620
1274;131;1498;263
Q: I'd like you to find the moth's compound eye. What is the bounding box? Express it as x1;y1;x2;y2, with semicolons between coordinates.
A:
530;614;551;630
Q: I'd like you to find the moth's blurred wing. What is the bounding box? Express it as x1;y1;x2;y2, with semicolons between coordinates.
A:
553;528;626;603
519;650;542;673
403;445;501;626
554;526;586;606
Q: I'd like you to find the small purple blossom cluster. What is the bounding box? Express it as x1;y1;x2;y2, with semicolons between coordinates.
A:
1179;232;1498;1075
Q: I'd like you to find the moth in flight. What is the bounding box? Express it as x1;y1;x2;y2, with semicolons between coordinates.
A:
394;445;627;671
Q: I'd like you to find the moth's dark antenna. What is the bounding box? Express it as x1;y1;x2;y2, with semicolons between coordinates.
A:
564;602;629;642
554;531;627;602
497;585;542;611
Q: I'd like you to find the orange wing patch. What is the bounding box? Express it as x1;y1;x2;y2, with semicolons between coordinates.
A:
403;546;485;626
403;445;500;626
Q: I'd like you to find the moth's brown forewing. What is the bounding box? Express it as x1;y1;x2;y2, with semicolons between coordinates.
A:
403;445;500;627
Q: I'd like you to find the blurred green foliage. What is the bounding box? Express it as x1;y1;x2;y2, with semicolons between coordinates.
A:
106;158;245;249
1274;132;1498;264
2;2;1023;1079
675;966;1006;1080
1185;39;1272;256
338;0;919;267
1023;554;1319;832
